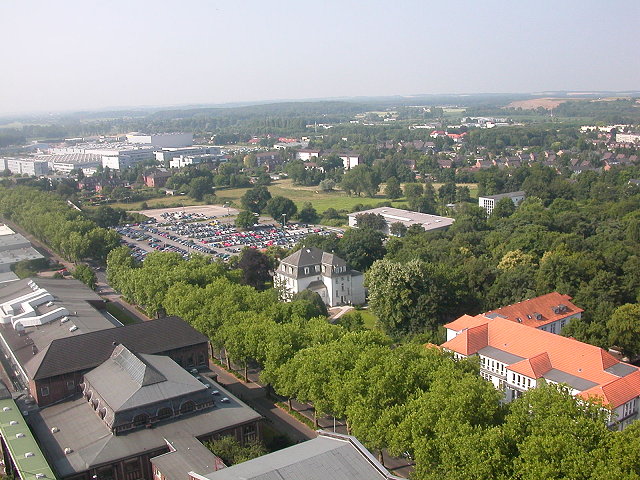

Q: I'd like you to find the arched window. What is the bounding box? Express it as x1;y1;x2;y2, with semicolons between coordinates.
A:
98;408;107;420
157;407;173;420
180;401;195;414
133;413;149;427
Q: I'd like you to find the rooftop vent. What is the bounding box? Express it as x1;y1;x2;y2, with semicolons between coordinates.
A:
3;406;11;411
516;318;522;323
46;301;54;307
9;420;17;426
35;474;46;479
220;397;230;403
51;427;59;433
69;325;78;332
64;447;72;455
16;433;25;438
60;316;69;324
24;452;34;458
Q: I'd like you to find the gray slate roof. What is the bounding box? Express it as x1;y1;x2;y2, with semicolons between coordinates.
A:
25;316;208;380
84;345;206;412
30;383;261;477
479;190;526;201
202;432;402;480
280;247;345;269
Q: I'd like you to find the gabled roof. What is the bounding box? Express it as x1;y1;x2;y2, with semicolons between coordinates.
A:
83;345;206;412
441;316;640;407
280;247;346;269
484;292;583;328
25;316;207;380
509;352;552;378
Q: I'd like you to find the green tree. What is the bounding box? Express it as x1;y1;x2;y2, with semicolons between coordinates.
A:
297;202;319;224
241;186;272;213
265;196;297;223
340;165;380;197
73;264;97;290
236;210;257;230
354;213;387;231
389;222;407;237
237;248;273;290
490;196;516;219
338;228;385;272
205;436;266;466
384;176;402;199
607;303;640;357
189;176;214;201
366;258;466;336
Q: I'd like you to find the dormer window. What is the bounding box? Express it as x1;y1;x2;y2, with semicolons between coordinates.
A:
304;267;309;275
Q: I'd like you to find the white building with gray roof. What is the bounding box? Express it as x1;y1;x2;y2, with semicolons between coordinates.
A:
347;207;454;235
478;190;525;215
274;247;365;307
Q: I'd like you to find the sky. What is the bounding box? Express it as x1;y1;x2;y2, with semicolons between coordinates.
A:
1;0;639;115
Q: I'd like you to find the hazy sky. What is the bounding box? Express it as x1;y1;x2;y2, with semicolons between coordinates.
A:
1;0;639;115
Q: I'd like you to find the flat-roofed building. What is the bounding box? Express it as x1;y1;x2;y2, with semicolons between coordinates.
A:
0;157;49;176
127;133;193;148
0;386;57;480
156;146;221;163
347;207;454;235
478;191;525;215
0;225;43;278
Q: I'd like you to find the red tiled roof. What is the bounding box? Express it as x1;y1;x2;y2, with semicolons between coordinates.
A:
579;370;640;408
443;314;487;332
441;316;640;408
485;292;582;328
509;352;552;378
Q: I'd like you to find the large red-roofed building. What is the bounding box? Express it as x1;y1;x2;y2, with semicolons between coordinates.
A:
442;314;640;429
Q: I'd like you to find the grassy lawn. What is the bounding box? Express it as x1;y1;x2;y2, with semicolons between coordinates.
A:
358;309;379;329
105;302;140;325
105;179;479;213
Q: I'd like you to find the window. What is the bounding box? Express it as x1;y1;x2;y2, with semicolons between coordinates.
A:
133;413;149;426
157;407;173;420
243;424;257;441
41;386;49;397
304;267;309;274
180;401;195;414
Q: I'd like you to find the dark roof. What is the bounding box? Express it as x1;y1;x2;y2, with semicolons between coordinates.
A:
25;316;208;380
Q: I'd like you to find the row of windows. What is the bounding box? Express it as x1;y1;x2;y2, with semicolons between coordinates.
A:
511;373;533;389
480;356;506;375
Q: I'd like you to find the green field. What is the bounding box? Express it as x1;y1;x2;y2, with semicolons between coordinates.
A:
106;179;478;214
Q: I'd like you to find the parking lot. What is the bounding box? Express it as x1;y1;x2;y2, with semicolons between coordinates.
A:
114;208;338;262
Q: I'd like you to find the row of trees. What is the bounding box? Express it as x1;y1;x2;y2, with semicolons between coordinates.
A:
105;246;640;478
0;186;120;262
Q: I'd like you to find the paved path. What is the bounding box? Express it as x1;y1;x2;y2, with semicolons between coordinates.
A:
205;363;317;443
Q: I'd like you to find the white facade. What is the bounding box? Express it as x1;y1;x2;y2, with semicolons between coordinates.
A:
339;154;360;170
275;247;365;307
127;133;193;148
295;150;320;161
155;146;221;163
0;157;49;176
478;191;525;215
616;133;640;144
